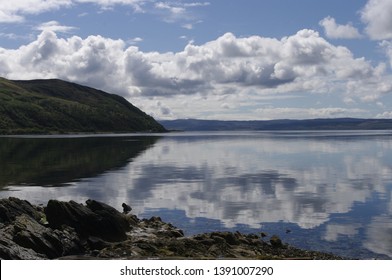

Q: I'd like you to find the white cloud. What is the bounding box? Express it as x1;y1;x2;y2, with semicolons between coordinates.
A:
151;1;209;24
376;111;392;118
380;40;392;69
361;0;392;40
183;2;210;8
127;37;143;45
35;21;77;33
56;0;149;12
0;32;30;40
0;0;147;23
182;23;193;30
0;10;24;23
154;1;207;23
0;0;73;23
0;29;390;119
319;16;362;39
155;2;185;15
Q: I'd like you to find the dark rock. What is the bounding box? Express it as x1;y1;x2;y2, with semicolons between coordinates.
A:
211;235;226;245
52;226;83;256
171;229;184;238
247;233;260;240
122;203;132;214
211;232;240;245
85;199;130;237
270;235;284;248
126;214;140;226
0;197;43;224
0;213;82;259
195;238;216;247
0;227;46;260
45;199;130;242
87;236;111;250
45;200;92;230
135;242;158;254
12;214;63;258
148;216;162;223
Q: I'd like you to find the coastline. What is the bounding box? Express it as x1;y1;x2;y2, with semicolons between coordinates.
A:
0;197;343;260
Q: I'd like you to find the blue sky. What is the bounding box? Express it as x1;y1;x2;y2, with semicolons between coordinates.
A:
1;0;392;120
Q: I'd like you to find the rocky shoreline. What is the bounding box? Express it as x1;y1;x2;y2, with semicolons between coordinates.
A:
0;197;343;260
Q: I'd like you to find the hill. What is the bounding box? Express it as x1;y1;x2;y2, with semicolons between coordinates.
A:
159;118;392;131
0;77;166;134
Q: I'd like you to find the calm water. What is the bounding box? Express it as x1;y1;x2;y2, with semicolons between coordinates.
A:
1;131;392;259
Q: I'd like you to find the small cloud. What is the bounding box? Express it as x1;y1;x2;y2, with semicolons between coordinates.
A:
183;2;211;8
182;23;193;30
319;16;362;39
35;21;77;34
0;32;25;40
78;12;89;17
155;2;186;17
154;1;208;23
127;37;143;45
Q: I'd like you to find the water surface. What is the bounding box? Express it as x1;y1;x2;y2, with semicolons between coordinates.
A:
1;131;392;259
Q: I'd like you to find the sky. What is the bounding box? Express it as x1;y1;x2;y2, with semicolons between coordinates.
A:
1;0;392;120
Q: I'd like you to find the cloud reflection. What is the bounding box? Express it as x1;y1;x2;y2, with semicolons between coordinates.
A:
1;132;392;258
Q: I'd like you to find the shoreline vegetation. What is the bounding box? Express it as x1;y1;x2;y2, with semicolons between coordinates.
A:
0;197;343;260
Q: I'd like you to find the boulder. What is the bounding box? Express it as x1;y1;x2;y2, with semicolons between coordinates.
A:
0;227;46;260
12;214;82;259
0;212;82;259
0;197;43;223
45;199;130;242
211;232;240;245
270;235;284;248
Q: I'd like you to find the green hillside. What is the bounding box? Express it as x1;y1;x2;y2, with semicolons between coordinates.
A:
0;77;166;134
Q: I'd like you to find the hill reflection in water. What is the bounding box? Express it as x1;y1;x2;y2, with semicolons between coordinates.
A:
0;135;159;188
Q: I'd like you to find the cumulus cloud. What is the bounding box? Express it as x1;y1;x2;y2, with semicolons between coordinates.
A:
361;0;392;40
0;29;389;119
319;16;362;39
380;40;392;69
0;30;129;94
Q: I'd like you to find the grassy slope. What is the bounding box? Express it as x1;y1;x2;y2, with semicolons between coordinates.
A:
0;78;166;134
